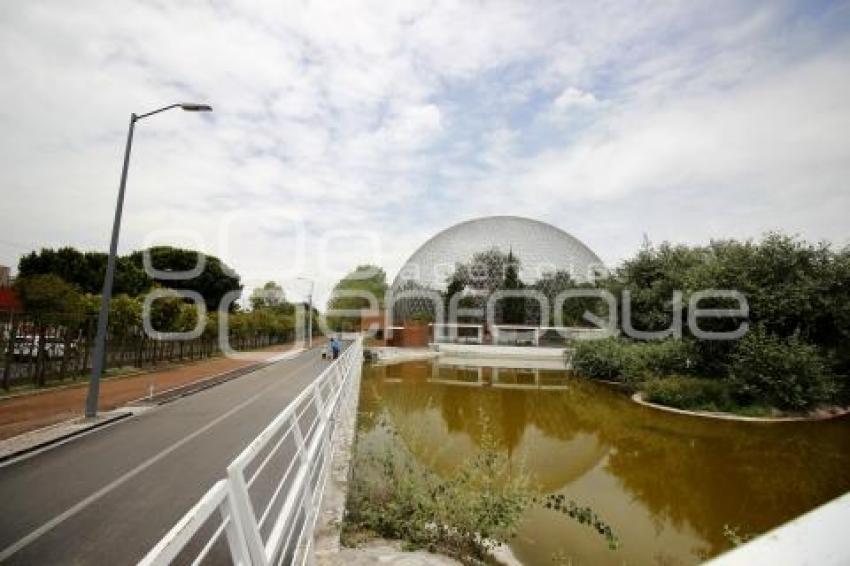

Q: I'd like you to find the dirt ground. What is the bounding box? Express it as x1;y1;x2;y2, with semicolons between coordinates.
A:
0;344;300;440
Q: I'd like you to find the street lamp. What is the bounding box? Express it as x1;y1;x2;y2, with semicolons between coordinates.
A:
84;103;212;419
296;277;314;349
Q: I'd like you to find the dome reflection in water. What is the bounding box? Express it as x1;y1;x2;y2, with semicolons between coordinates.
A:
357;360;850;565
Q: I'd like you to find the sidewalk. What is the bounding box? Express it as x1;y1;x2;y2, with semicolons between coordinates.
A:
0;343;303;441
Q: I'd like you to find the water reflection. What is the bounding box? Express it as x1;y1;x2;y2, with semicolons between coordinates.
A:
358;361;850;565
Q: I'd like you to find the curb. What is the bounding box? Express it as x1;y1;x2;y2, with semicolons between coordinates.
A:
631;392;850;423
0;410;133;465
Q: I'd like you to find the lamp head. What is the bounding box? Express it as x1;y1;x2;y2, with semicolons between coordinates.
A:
180;103;213;112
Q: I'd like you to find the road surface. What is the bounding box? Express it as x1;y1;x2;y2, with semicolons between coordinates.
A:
0;346;334;565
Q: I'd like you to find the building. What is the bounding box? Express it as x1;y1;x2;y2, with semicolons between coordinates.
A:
393;215;604;291
0;264;22;315
389;215;605;327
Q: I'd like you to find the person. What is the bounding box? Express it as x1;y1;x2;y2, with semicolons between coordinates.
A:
330;335;341;360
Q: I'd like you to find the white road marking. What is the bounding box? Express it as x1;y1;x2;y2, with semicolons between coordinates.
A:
0;352;317;562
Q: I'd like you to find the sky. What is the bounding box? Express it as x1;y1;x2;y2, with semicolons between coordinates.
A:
1;0;849;307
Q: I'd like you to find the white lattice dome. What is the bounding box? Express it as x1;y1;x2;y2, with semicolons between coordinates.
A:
393;216;604;291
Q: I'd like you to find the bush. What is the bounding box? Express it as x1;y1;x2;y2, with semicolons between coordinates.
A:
571;338;696;383
343;413;619;562
643;377;733;411
343;422;535;562
623;339;697;381
570;338;627;381
728;328;836;410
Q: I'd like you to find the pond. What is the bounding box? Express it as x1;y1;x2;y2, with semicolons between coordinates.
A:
356;360;850;565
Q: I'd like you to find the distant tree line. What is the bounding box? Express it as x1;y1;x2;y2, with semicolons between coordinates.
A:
18;245;242;309
2;247;299;390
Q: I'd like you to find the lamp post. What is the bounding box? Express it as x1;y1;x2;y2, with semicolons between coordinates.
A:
84;103;212;419
296;277;314;349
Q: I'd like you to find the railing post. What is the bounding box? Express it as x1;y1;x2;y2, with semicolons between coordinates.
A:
221;486;253;566
227;467;268;566
292;409;314;508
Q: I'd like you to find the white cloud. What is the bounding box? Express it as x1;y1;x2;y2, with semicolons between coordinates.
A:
0;0;848;306
553;87;598;110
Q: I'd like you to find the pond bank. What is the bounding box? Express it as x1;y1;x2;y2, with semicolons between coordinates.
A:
632;392;850;422
364;346;438;365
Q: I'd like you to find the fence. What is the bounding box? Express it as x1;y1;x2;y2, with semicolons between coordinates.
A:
139;336;364;566
705;491;850;565
0;311;295;390
430;323;610;347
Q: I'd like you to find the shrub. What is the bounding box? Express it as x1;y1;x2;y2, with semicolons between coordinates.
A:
728;328;835;410
571;338;696;383
344;426;533;562
643;377;733;411
343;413;619;562
622;339;697;382
570;338;627;381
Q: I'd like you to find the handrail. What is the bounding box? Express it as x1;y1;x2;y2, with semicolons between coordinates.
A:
139;337;363;566
705;491;850;565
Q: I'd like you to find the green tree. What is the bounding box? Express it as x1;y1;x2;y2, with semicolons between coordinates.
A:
14;275;84;326
501;250;526;324
327;265;388;331
442;248;516;323
18;247;150;296
249;281;288;311
128;246;242;311
147;290;184;335
108;294;142;337
13;275;85;386
728;326;835;410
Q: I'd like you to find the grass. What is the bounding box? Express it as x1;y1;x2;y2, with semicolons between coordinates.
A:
642;376;777;417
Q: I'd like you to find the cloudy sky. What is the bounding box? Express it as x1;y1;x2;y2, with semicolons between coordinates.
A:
1;0;848;305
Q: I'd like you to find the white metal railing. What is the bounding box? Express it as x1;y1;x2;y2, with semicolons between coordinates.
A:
492;325;540;346
139;337;363;566
705;491;850;565
430;323;484;344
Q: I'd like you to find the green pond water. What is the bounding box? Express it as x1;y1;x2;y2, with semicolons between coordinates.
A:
356;360;850;565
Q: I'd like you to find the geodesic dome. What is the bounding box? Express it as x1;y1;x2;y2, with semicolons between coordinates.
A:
393;216;603;291
390;216;604;323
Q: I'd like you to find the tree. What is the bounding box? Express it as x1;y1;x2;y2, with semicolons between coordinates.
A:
249;281;288;311
18;247;150;296
327;265;388;331
501;250;526;324
128;246;242;310
146;289;184;335
14;275;84;326
13;275;85;386
108;294;142;338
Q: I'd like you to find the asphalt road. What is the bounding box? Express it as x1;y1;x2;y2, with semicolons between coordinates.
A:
0;346;334;565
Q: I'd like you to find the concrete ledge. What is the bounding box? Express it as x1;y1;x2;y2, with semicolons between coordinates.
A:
632;392;850;423
365;347;438;366
432;343;567;360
